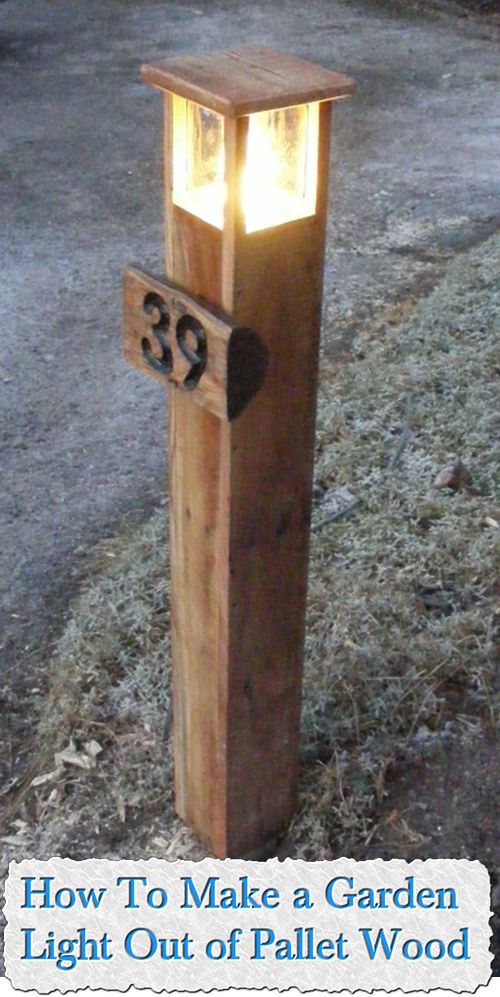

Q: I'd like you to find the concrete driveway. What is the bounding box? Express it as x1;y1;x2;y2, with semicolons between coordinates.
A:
0;0;498;694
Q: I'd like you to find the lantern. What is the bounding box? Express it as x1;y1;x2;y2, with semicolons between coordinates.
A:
171;95;320;233
124;47;355;858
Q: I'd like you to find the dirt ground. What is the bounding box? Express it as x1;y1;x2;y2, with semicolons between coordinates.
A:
0;0;499;980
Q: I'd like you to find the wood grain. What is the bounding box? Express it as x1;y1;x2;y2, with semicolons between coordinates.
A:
164;89;335;856
142;46;355;117
123;266;267;420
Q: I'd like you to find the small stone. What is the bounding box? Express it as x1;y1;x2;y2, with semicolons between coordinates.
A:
434;458;472;491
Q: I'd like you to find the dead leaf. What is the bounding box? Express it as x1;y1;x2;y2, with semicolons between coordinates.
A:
152;835;170;850
84;739;103;759
54;747;94;770
384;809;400;826
30;768;63;788
116;797;126;823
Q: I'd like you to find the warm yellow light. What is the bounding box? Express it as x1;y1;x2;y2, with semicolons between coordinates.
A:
172;97;319;233
172;96;225;229
243;102;319;233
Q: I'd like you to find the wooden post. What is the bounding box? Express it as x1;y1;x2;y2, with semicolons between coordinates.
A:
125;48;354;858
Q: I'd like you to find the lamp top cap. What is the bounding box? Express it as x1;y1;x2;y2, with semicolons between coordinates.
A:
141;46;355;118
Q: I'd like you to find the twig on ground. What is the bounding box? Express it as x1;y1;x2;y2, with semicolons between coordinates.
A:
386;394;413;473
312;394;412;533
311;498;360;533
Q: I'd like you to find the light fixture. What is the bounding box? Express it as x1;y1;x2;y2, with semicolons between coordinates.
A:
124;47;355;858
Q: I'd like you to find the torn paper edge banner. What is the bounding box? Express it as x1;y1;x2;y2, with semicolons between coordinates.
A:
4;857;492;993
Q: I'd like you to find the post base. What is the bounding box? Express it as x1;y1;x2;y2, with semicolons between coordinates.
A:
240;838;280;861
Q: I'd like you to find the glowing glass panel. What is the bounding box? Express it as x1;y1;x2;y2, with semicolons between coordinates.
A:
172;97;319;233
172;96;225;229
243;102;319;233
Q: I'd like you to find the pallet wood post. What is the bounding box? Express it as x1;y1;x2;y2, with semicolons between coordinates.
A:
123;47;355;858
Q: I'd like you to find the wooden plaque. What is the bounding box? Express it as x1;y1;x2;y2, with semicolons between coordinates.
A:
123;266;267;421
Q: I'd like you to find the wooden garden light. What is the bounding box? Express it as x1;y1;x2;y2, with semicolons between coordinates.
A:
123;48;354;858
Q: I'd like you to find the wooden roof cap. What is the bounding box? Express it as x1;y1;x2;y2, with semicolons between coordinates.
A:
141;46;355;118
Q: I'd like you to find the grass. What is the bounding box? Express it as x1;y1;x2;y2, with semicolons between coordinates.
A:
3;233;499;864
